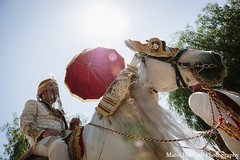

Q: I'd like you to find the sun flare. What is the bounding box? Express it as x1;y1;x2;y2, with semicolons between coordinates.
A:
83;5;129;39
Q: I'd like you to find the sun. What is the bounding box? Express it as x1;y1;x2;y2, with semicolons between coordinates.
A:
83;5;129;39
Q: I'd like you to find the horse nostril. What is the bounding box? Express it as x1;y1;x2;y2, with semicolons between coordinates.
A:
212;52;222;62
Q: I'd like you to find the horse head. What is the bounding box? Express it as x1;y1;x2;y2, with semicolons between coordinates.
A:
125;37;226;92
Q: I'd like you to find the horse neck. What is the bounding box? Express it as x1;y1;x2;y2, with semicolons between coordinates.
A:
130;82;159;108
111;81;161;129
111;82;193;149
94;77;160;129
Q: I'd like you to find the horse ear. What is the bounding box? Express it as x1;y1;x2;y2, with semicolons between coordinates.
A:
125;39;145;53
125;38;164;56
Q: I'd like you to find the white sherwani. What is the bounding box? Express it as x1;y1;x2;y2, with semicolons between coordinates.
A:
189;90;240;157
20;99;72;159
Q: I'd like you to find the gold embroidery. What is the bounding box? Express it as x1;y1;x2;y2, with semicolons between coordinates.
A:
96;68;137;117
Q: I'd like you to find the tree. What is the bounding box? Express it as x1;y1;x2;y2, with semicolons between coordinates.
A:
0;113;29;160
174;0;240;92
168;88;211;131
168;0;239;153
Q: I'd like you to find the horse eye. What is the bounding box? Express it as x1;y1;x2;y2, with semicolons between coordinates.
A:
181;63;190;68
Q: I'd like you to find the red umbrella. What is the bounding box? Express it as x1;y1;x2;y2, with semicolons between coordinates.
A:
65;47;125;101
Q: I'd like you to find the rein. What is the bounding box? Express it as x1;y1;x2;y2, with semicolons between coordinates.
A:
88;118;230;159
88;122;211;143
207;89;240;141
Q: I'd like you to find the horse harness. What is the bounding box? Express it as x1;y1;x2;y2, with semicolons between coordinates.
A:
135;48;218;88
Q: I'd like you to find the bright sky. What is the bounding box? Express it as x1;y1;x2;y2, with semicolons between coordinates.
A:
0;0;226;157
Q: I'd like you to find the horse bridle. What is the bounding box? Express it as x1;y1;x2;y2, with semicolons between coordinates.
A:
135;49;188;88
136;49;218;89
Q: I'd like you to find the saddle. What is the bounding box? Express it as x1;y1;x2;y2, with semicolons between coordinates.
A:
20;155;48;160
18;147;48;160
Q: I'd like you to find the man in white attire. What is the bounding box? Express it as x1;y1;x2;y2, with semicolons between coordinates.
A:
189;84;240;159
20;78;72;160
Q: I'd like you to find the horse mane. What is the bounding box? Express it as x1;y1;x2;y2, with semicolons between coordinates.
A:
86;58;205;159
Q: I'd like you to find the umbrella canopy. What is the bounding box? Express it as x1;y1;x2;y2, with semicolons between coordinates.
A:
65;47;125;101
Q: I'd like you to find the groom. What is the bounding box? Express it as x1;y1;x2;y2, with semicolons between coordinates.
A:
20;78;72;160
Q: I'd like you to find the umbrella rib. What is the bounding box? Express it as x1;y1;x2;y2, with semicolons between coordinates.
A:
88;72;99;98
82;54;109;88
95;68;116;81
80;55;106;98
92;69;108;88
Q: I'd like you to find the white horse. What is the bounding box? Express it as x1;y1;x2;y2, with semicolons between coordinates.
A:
81;38;226;160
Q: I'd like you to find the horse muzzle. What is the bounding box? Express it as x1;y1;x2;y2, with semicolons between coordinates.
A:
192;52;226;86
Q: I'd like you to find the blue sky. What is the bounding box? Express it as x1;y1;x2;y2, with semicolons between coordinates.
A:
0;0;226;157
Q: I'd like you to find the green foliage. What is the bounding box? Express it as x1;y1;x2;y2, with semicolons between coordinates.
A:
197;0;240;92
174;0;240;92
168;0;240;135
168;88;211;131
0;113;29;160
